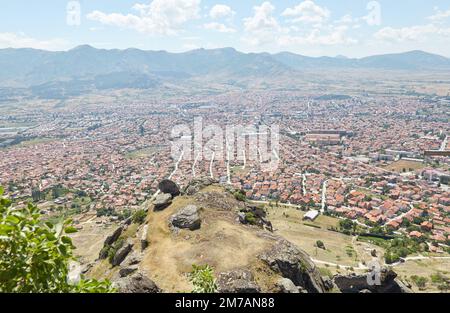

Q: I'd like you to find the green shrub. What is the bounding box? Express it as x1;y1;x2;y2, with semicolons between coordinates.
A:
410;275;428;289
234;190;246;202
0;187;114;293
132;209;147;224
245;212;257;225
188;264;217;293
108;238;124;264
316;240;325;249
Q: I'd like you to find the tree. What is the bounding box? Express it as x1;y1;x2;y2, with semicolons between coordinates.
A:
316;240;325;249
31;188;42;202
0;187;115;293
233;190;246;202
188;264;217;293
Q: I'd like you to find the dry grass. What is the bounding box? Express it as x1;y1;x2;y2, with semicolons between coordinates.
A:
71;220;117;264
395;259;450;292
384;159;426;172
140;194;272;292
266;206;380;268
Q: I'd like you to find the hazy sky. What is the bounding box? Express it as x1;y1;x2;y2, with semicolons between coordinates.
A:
1;0;450;57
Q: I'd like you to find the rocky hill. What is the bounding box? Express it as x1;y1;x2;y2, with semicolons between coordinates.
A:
84;177;411;293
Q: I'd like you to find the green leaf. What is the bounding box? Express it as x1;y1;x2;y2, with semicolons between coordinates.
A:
64;226;78;234
61;236;72;245
5;215;20;225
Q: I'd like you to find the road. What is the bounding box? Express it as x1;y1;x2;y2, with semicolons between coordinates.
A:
321;180;328;213
209;151;215;179
440;135;448;151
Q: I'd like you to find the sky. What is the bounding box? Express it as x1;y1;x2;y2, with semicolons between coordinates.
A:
1;0;450;57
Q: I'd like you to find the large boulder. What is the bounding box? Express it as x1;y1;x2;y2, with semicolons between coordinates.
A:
169;205;201;231
333;267;412;293
158;179;180;197
217;269;260;293
140;225;149;251
111;241;133;267
99;226;124;259
260;240;327;293
276;278;305;293
103;226;123;246
114;272;161;293
152;193;172;211
119;265;138;277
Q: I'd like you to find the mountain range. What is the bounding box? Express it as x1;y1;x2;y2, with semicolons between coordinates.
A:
1;45;449;97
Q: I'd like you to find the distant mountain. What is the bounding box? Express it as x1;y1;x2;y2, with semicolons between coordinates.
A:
273;50;450;71
358;50;450;70
0;46;449;96
0;46;291;88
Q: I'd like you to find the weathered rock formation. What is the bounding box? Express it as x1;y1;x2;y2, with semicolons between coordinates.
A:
152;193;172;211
158;179;180;197
238;205;273;232
111;240;133;266
140;225;149;251
333;267;412;293
183;177;217;195
260;240;328;293
169;205;201;230
99;226;124;259
276;278;306;293
217;269;261;293
114;272;161;293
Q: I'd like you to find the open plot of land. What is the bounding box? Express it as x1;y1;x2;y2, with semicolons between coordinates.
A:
394;258;450;292
70;218;117;264
266;206;361;268
125;146;162;159
384;159;426;173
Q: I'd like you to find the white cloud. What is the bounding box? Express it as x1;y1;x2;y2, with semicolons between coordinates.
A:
428;8;450;23
243;1;280;33
282;0;330;25
374;24;450;42
242;1;286;46
279;26;357;46
336;14;354;24
209;4;235;19
87;0;201;35
0;32;69;50
204;22;236;33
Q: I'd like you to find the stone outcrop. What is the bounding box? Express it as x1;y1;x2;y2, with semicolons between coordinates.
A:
183;177;217;195
260;240;328;293
119;265;138;277
158;179;180;197
169;205;201;231
104;226;123;246
114;272;161;293
276;278;306;293
152;193;172;211
140;225;149;251
99;226;124;259
111;241;133;266
217;269;261;293
239;205;273;232
333;267;412;293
